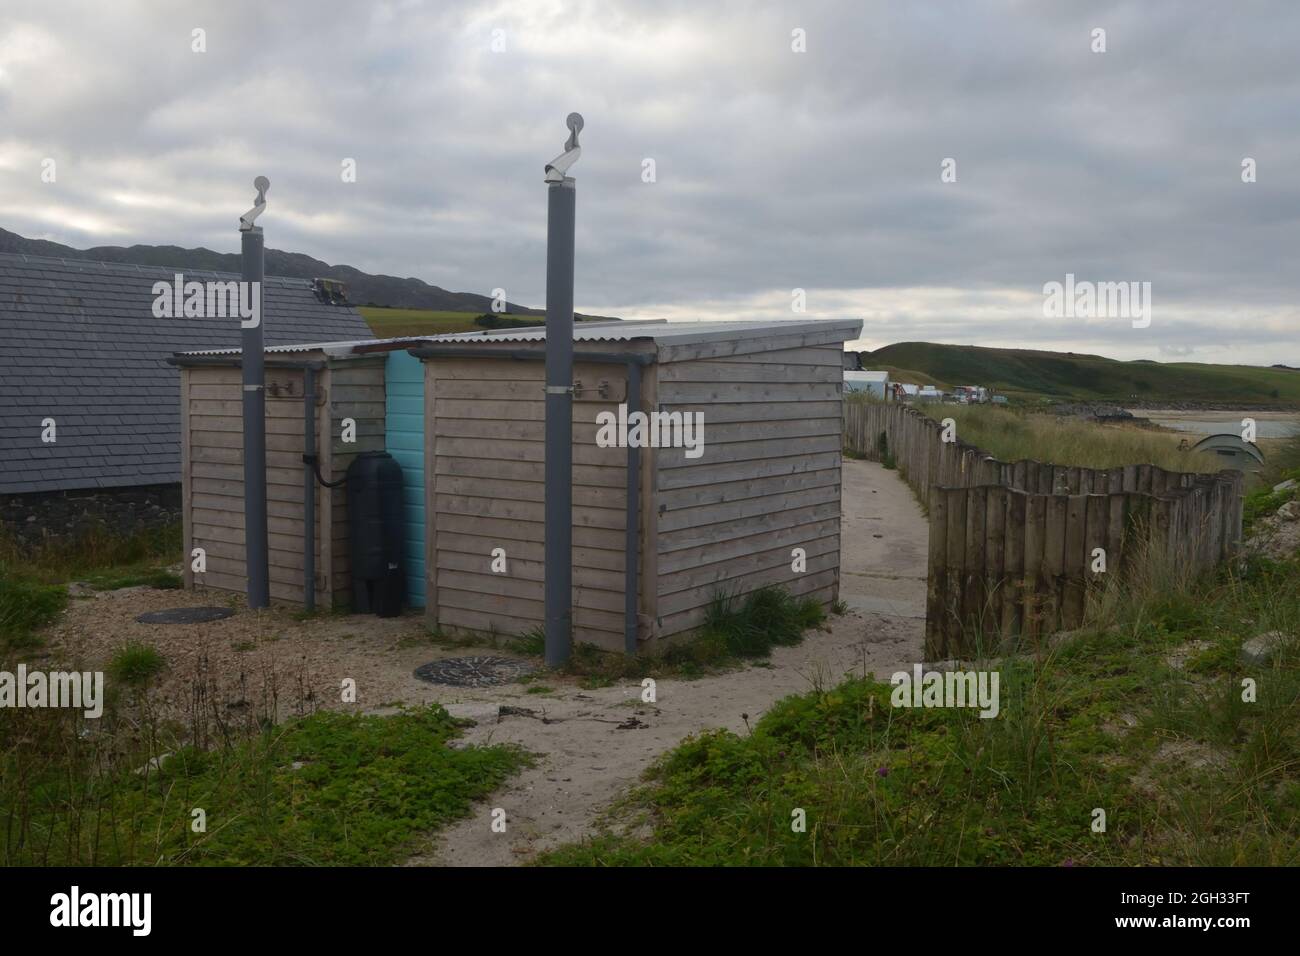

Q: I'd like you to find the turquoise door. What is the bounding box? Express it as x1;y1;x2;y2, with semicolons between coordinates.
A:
385;350;426;607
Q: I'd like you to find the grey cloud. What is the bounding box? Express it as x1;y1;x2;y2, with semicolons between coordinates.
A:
0;0;1296;364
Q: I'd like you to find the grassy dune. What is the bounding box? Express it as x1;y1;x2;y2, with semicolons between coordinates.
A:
922;404;1224;472
863;342;1300;406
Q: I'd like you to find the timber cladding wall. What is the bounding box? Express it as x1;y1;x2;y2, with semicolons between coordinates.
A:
180;356;385;607
845;401;1244;659
420;323;855;651
654;342;844;638
180;322;858;643
423;355;634;649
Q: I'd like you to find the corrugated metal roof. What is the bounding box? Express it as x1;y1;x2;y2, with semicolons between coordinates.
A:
173;319;666;358
432;318;863;346
175;318;864;359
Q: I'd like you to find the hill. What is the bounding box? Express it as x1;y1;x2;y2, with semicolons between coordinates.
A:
0;227;561;315
860;342;1300;406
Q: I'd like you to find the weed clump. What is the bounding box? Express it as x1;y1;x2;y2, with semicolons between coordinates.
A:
108;642;166;685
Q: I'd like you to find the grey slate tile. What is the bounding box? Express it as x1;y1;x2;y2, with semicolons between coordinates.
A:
1;252;370;493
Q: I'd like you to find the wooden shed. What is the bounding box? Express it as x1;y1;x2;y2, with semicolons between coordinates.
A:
409;319;862;651
173;318;862;653
171;340;403;607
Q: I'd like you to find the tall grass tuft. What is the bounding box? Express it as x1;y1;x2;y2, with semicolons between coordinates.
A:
702;586;825;659
553;585;828;686
922;405;1221;473
0;522;182;587
0;578;67;650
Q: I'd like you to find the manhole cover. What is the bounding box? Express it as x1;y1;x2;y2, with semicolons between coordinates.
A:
135;607;236;625
414;656;535;687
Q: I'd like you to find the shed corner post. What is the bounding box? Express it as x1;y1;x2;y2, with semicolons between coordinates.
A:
639;357;660;646
422;355;439;627
180;366;193;591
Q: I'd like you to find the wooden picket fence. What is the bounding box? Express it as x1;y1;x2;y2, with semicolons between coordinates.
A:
844;401;1244;658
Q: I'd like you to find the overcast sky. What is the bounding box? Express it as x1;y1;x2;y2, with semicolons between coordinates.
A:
2;0;1297;364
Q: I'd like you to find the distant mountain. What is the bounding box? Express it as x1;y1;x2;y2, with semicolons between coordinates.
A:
0;227;542;314
860;341;1300;407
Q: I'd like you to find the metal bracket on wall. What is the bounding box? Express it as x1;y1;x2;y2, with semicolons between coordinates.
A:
572;379;611;399
265;377;301;398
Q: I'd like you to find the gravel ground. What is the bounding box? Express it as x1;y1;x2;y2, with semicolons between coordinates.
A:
41;586;532;726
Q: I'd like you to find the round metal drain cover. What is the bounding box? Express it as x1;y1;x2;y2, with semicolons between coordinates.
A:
135;607;236;625
414;656;535;687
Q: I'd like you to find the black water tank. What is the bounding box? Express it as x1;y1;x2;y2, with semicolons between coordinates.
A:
345;451;405;617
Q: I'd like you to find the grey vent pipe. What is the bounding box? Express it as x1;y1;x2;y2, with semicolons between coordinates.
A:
239;176;271;609
543;113;583;667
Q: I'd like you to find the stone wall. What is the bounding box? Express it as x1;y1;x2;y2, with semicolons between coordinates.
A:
0;483;182;550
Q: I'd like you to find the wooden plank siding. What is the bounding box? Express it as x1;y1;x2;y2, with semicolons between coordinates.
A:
653;343;844;638
425;356;634;650
181;364;325;605
179;356;387;608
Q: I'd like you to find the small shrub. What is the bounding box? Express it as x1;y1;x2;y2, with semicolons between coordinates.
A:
108;642;166;685
507;627;546;656
702;586;825;659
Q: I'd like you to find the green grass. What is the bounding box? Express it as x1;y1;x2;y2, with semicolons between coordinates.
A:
860;342;1300;406
107;642;167;685
701;587;825;658
0;523;182;649
506;626;546;656
1261;435;1300;488
0;704;530;866
359;307;487;337
0;578;67;650
555;586;828;687
871;364;952;392
1242;438;1300;536
919;403;1222;472
360;305;606;338
82;567;183;591
540;554;1300;867
456;589;829;688
0;522;182;588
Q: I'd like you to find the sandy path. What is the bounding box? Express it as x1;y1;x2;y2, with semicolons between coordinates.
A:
406;459;928;866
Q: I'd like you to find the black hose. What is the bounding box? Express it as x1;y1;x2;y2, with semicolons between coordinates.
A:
304;454;347;488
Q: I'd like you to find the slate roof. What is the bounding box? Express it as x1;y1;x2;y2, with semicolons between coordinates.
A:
0;252;372;494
